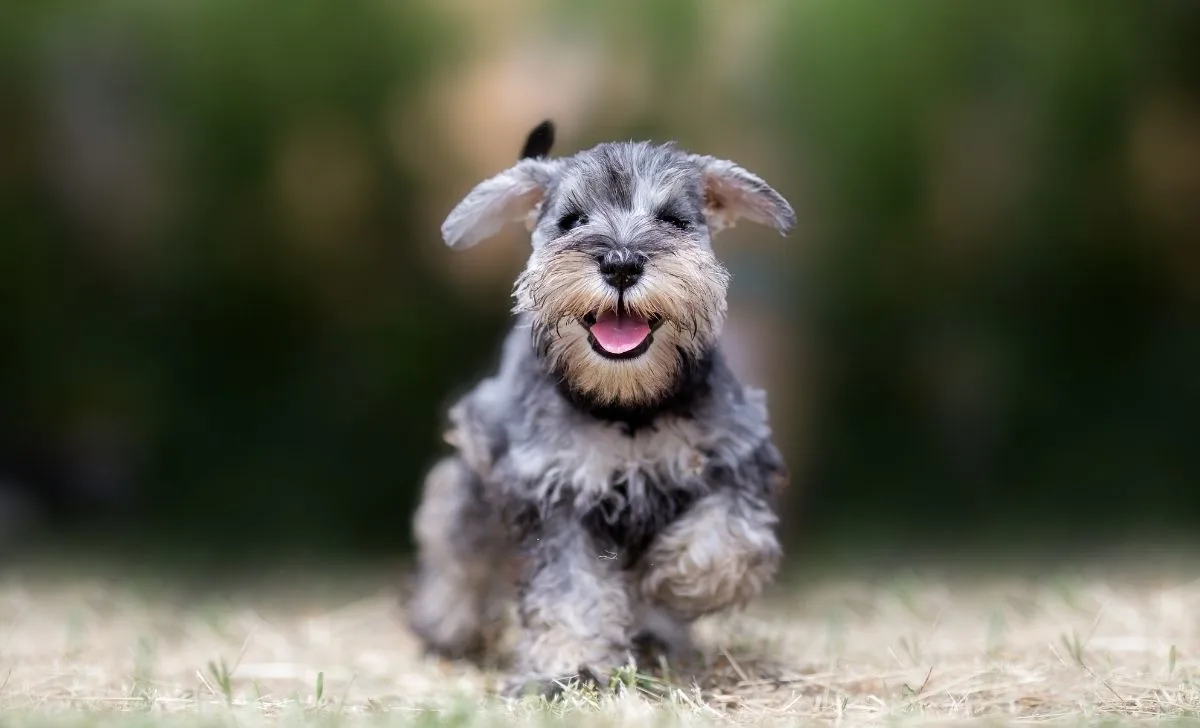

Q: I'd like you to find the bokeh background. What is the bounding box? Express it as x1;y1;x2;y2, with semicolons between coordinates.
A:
1;0;1197;573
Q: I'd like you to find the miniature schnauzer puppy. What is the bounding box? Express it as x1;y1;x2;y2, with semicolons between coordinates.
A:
409;121;796;696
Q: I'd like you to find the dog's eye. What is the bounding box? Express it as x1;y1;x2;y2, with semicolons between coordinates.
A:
656;211;690;230
558;212;588;231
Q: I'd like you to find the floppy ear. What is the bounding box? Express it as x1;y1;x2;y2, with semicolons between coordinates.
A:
691;155;796;236
441;158;560;250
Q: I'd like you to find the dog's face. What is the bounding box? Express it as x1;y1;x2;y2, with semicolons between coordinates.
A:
441;127;795;409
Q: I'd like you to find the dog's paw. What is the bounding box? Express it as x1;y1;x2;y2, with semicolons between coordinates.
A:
408;613;487;665
631;629;702;673
501;668;608;700
419;637;485;664
631;630;674;666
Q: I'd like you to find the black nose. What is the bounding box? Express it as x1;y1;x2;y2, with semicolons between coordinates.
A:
599;250;645;290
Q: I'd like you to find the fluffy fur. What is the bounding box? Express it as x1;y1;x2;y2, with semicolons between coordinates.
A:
410;122;795;696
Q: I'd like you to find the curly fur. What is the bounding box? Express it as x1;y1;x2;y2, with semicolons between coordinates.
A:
409;122;795;695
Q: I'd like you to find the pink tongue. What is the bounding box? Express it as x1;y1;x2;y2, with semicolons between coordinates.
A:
589;310;652;354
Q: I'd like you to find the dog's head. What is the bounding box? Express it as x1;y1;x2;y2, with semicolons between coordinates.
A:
441;121;795;410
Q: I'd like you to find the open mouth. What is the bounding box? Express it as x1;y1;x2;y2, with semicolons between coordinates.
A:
582;307;664;360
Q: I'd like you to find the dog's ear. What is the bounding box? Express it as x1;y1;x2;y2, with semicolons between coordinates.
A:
691;156;796;236
441;157;560;250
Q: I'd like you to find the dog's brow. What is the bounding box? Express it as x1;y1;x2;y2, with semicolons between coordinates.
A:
561;188;591;215
639;178;694;214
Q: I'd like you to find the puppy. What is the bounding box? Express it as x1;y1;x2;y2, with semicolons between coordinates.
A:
409;121;795;696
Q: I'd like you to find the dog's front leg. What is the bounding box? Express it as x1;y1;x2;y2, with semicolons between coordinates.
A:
505;509;634;697
639;485;782;622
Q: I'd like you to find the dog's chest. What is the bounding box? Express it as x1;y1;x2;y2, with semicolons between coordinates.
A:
509;416;715;507
550;419;715;563
507;416;739;564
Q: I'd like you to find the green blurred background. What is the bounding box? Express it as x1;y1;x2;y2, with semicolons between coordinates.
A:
1;0;1197;570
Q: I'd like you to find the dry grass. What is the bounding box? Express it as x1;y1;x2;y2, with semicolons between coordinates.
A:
2;565;1200;726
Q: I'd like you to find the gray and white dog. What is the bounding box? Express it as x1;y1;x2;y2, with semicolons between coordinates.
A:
409;121;796;696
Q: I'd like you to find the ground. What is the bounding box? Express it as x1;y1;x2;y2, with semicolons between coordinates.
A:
1;563;1199;727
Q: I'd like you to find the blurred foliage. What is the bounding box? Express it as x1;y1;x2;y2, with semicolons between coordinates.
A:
764;0;1200;545
0;0;493;557
0;0;1197;564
